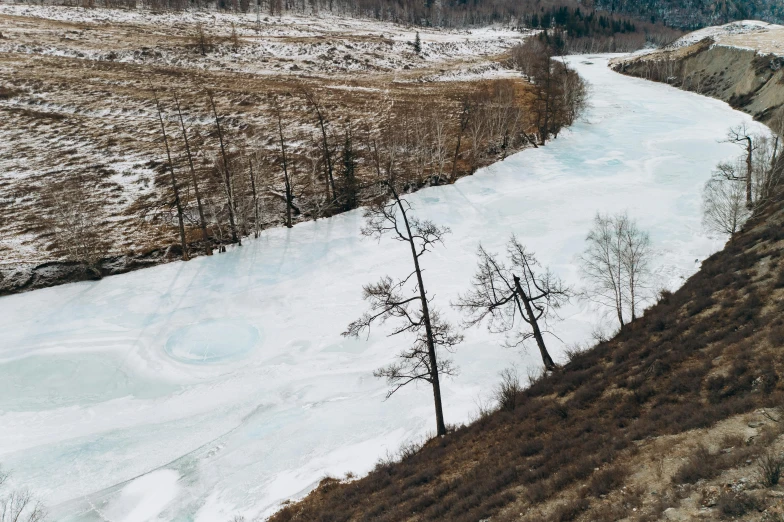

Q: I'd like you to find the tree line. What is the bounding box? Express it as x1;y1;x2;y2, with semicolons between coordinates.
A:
34;42;588;271
29;0;680;48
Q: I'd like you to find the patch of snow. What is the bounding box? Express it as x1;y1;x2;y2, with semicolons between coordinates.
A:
665;19;784;54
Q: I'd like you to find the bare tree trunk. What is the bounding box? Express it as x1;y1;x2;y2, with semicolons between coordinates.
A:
449;132;463;183
513;275;556;371
174;92;211;255
304;90;336;202
745;135;753;208
390;184;446;437
248;157;260;237
152;88;189;261
449;99;470;183
275;100;294;228
208;90;241;246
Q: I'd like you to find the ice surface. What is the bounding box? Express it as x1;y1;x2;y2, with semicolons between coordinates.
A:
165;320;261;364
0;55;770;521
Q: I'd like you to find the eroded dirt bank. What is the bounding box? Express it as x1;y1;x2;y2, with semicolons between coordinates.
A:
611;36;784;124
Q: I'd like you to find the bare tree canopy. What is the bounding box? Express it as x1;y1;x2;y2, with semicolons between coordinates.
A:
703;124;782;238
343;182;462;437
0;466;46;522
35;176;111;275
455;236;569;371
578;212;653;329
703;165;752;237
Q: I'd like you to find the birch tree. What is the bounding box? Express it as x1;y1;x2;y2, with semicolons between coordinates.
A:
579;212;652;329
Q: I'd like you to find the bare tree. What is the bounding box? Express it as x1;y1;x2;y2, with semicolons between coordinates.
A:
619;215;651;322
273;97;295;228
431;115;448;180
302;87;337;203
578;213;653;329
702;170;750;237
37;175;111;276
0;467;46;522
343;182;462;437
449;97;472;183
455;236;568;371
724;124;756;209
152;87;189;261
248;156;261;238
580;213;624;328
208;90;241;245
339;127;359;210
466;111;485;173
559;59;589;126
174;92;211;255
751;134;783;207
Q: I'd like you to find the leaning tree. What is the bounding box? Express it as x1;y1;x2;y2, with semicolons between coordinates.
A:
455;235;569;372
343;182;462;437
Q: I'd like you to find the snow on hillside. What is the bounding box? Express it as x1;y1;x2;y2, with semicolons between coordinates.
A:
0;4;528;75
0;56;770;521
665;19;784;55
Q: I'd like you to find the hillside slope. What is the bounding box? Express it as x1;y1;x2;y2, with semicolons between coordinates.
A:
611;21;784;125
267;139;784;520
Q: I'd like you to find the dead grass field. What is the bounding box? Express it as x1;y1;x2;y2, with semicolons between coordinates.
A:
0;4;529;272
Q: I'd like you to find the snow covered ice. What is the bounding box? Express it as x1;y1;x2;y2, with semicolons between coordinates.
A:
0;56;770;521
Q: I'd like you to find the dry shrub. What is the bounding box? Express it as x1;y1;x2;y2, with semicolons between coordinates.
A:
588;465;629;497
717;491;763;518
672;445;715;484
589;501;627;520
494;367;523;412
758;451;784;487
546;497;590;522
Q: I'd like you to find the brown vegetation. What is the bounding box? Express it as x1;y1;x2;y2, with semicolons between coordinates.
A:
0;8;556;293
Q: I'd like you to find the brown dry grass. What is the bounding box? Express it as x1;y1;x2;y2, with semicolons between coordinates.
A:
0;7;528;270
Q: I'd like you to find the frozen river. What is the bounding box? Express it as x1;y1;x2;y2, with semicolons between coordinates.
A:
0;56;769;521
